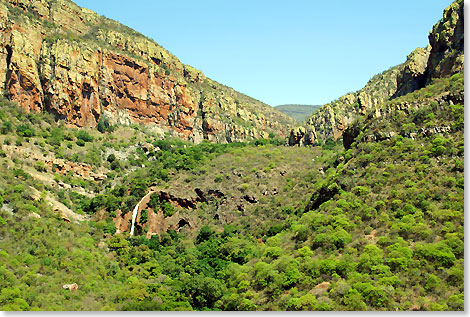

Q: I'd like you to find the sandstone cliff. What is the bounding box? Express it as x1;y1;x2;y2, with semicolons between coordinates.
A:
0;0;295;143
289;0;464;146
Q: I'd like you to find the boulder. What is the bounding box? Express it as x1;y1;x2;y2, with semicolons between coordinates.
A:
62;283;78;291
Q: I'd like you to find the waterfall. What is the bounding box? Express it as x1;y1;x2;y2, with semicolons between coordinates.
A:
130;192;153;236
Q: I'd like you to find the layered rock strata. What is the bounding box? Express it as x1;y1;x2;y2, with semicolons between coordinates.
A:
0;0;295;143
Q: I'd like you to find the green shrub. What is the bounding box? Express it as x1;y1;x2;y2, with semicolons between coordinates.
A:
16;124;34;137
214;174;224;183
264;246;282;259
97;116;115;133
76;130;94;142
413;241;456;267
1;121;12;134
140;209;148;223
162;202;174;217
196;225;215;244
148;193;160;210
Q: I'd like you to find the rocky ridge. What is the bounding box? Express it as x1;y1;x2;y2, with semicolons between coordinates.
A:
289;64;404;146
289;0;464;146
0;0;295;143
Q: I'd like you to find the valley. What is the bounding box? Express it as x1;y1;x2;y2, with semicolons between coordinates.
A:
0;0;464;311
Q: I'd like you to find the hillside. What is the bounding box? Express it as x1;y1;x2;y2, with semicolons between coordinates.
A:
0;0;295;143
0;0;464;312
0;72;463;310
274;104;321;122
289;0;463;146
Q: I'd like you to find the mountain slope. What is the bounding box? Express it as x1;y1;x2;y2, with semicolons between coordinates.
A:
0;69;463;310
0;0;464;312
302;71;463;310
289;64;404;146
289;0;463;146
0;0;295;143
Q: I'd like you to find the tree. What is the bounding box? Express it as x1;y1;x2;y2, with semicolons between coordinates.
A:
162;202;175;217
386;243;412;271
97;116;115;133
16;124;34;137
358;245;384;272
76;129;94;142
196;225;214;244
1;120;12;134
177;273;226;309
413;241;456;267
107;154;121;170
140;209;148;223
331;228;352;249
48;127;64;146
297;246;313;258
148;193;161;210
344;289;367;310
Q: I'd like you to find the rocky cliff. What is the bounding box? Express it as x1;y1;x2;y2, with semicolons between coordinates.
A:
0;0;295;143
289;0;464;146
289;64;404;146
425;0;464;82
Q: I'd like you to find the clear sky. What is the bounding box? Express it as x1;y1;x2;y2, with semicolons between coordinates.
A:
74;0;452;106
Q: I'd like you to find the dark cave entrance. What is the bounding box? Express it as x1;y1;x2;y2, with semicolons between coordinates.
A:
177;218;190;230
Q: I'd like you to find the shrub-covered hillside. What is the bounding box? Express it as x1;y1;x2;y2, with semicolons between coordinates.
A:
0;72;464;311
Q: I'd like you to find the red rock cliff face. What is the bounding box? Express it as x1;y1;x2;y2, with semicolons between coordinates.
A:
0;0;295;143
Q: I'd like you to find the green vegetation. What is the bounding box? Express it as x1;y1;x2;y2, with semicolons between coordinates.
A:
0;69;463;310
0;0;464;312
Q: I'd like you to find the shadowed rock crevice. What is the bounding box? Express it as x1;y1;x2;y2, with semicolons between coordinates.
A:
5;44;12;72
177;218;190;229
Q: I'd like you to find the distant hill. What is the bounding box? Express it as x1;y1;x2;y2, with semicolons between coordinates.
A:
274;104;322;122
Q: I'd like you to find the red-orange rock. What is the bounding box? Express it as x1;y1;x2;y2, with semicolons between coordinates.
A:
0;0;295;143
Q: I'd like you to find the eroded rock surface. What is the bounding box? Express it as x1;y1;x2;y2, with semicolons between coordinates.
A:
0;0;295;143
289;0;464;146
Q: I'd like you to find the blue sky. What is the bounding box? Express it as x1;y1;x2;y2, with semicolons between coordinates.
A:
74;0;452;106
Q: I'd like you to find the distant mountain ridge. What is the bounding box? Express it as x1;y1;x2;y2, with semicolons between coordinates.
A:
274;104;321;122
0;0;295;143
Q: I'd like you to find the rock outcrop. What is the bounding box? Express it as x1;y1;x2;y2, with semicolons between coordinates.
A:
113;187;213;238
289;64;403;146
289;0;464;146
62;283;78;291
425;0;464;82
0;0;295;143
393;46;431;98
2;144;107;181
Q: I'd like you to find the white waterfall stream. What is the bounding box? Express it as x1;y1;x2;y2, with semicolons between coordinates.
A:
130;191;154;236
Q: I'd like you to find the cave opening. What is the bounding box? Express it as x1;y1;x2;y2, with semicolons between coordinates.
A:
177;218;190;230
